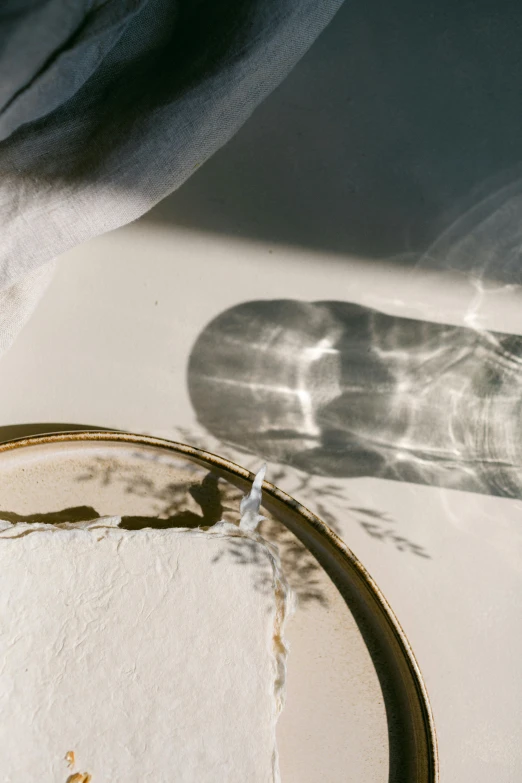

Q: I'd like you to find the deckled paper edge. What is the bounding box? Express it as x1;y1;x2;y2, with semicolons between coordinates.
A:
0;516;122;536
0;472;295;783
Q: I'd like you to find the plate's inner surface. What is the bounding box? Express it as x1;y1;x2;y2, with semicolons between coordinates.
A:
0;440;389;782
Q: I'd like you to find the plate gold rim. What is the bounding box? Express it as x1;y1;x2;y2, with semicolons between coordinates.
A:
0;429;439;782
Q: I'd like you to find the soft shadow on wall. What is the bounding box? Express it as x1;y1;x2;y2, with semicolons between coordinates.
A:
146;0;522;266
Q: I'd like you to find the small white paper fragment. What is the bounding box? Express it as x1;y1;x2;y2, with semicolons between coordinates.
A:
240;464;267;532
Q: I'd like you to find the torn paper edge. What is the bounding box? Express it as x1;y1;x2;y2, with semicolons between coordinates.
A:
0;469;295;783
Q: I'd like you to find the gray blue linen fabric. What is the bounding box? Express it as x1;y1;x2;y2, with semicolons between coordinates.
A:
0;0;344;356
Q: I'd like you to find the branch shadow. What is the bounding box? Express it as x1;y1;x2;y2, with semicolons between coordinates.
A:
73;453;430;780
0;434;430;780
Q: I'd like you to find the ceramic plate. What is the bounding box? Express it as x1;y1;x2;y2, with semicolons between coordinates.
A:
0;431;437;782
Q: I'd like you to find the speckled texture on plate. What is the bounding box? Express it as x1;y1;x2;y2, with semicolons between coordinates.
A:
0;431;438;783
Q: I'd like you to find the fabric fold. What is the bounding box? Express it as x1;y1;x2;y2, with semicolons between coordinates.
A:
0;0;344;359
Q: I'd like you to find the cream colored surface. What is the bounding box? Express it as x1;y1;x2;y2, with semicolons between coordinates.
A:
1;4;522;778
0;516;289;783
0;222;521;782
0;440;390;783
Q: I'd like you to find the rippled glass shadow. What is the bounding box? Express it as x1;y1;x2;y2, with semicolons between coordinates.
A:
188;299;522;498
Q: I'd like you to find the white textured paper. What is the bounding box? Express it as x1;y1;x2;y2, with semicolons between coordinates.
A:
0;518;291;782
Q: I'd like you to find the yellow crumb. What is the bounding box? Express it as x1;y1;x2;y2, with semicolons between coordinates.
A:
65;750;75;768
66;773;91;783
